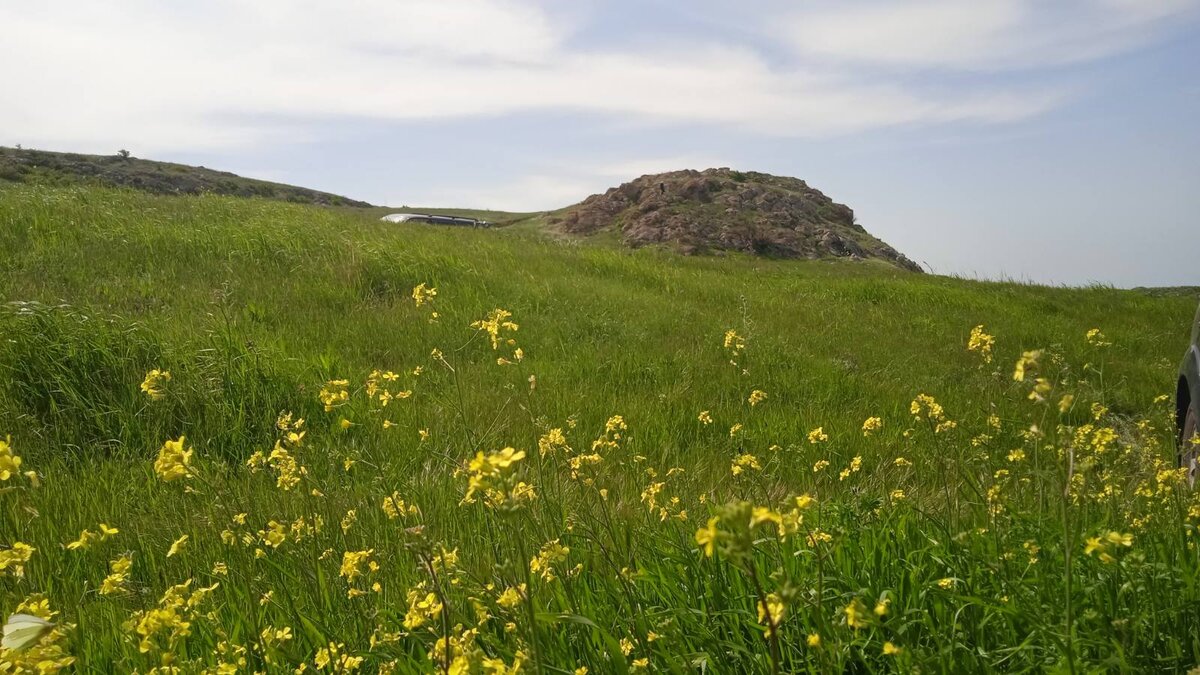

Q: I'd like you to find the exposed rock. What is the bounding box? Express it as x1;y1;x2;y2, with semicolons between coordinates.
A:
555;168;921;272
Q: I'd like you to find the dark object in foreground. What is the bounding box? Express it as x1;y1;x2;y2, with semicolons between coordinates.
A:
1178;301;1200;483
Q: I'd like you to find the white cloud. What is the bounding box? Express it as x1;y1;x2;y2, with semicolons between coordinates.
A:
777;0;1199;71
0;0;1086;154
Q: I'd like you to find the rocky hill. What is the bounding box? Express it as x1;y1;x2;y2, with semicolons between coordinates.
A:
554;168;921;272
0;147;371;207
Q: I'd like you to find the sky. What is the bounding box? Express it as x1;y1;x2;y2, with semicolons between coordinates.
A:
3;0;1199;287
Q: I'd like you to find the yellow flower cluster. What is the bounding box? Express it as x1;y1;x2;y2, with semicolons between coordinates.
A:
696;496;815;558
967;325;995;364
381;492;419;520
1012;350;1042;382
723;328;747;368
911;394;956;433
0;434;22;481
461;447;536;510
166;534;188;557
139;368;171;400
757;593;785;637
530;539;571;582
318;379;350;412
730;453;761;476
339;549;379;596
411;283;439;322
471;308;519;351
1085;328;1111;347
1084;531;1132;563
844;598;870;629
313;641;364;672
537;428;570;457
99;553;133;595
153;436;193;482
66;523;119;551
862;416;883;436
0;542;35;578
124;578;218;655
839;455;863;481
403;584;443;630
366;369;412;409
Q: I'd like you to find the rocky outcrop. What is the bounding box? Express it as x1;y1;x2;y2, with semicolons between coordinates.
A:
555;168;921;272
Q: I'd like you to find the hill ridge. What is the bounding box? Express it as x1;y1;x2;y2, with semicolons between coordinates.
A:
0;146;371;207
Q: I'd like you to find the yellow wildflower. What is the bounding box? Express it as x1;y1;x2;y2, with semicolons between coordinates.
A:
318;379;350;412
862;416;883;436
750;506;783;529
1058;394;1075;413
471;308;519;350
530;539;570;582
1085;328;1111;347
757;593;785;636
167;534;188;557
695;517;720;557
1013;350;1042;382
140;369;171;400
99;553;132;595
412;283;437;306
153;436;193;482
723;329;746;361
461;447;536;510
497;585;525;609
874;596;890;617
967;325;995;363
731;453;761;476
340;550;374;582
403;587;443;630
807;427;828;444
843;598;869;629
0;542;35;578
381;492;419;519
538;428;570;457
1;435;23;482
1085;531;1132;564
261;521;287;549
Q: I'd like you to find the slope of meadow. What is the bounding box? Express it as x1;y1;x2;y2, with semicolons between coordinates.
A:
0;185;1198;673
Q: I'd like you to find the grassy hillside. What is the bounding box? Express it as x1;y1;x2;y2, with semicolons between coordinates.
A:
0;184;1198;672
0;147;372;207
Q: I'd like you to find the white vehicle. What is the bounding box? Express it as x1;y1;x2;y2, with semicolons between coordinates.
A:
380;213;491;228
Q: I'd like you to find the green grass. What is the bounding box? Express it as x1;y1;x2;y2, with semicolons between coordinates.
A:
0;184;1198;673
